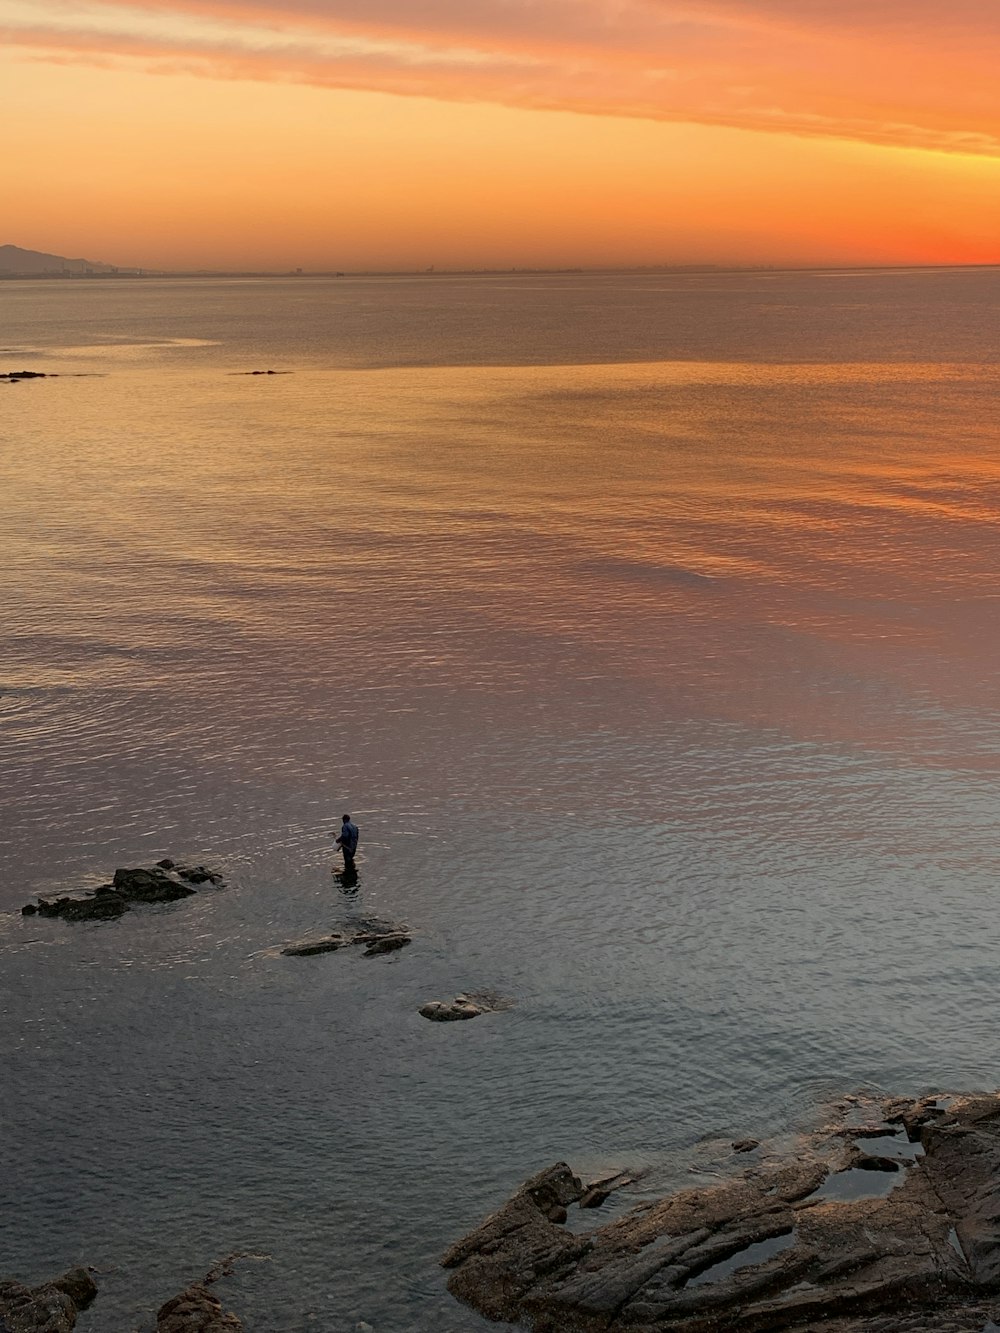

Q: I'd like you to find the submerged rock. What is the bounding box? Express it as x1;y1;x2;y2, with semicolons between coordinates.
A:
419;991;513;1022
156;1282;242;1331
176;865;224;886
442;1092;1000;1331
420;999;481;1022
281;934;348;957
0;1267;96;1331
281;922;411;958
359;933;411;957
33;892;130;921
112;867;197;902
22;862;223;921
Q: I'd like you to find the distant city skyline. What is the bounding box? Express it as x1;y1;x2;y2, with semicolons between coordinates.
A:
3;0;999;271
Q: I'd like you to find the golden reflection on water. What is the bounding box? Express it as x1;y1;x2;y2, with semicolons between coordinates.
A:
3;355;999;766
6;337;1000;1330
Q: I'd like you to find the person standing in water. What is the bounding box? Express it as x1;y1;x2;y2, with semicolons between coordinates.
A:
334;814;359;869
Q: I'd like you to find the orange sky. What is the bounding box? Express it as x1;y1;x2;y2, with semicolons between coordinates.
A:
3;0;1000;270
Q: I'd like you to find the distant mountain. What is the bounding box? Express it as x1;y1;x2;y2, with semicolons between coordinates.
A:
0;244;117;275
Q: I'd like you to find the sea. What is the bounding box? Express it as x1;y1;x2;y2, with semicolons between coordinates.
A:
2;267;1000;1330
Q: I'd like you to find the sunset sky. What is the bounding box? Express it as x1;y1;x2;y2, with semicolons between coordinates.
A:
3;0;1000;271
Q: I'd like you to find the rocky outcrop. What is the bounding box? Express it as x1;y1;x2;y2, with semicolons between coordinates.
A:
156;1282;243;1331
442;1093;1000;1331
420;991;513;1022
0;1263;247;1332
1;371;54;382
281;921;412;958
21;862;223;921
0;1267;96;1331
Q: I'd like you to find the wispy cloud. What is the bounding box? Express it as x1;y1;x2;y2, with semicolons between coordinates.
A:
4;0;1000;156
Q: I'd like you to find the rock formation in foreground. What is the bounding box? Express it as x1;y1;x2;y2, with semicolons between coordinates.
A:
21;861;224;921
0;1264;246;1331
0;1267;96;1331
156;1281;243;1331
442;1092;1000;1331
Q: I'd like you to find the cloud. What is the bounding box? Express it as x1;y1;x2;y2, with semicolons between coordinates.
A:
4;0;1000;157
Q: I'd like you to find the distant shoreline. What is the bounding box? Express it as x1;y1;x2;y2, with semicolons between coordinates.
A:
3;262;999;282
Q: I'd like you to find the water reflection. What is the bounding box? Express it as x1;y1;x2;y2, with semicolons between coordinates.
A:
335;864;360;893
3;271;1000;1331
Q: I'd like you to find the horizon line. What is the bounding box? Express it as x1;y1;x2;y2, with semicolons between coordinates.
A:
3;260;1000;282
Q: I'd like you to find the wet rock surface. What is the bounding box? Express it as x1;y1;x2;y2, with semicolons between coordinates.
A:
442;1093;1000;1331
0;1267;96;1332
281;921;412;958
419;991;513;1022
0;1261;248;1331
156;1282;243;1331
21;862;224;921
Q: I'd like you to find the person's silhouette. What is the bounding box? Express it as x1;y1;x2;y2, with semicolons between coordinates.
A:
334;813;359;869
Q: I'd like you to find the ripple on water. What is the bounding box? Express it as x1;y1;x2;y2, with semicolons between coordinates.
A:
4;272;1000;1329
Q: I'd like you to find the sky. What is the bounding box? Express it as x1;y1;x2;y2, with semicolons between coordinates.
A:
3;0;1000;270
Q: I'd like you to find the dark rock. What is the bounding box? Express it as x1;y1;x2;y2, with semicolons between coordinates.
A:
282;922;412;959
113;867;195;902
579;1186;611;1209
0;1268;97;1331
156;858;176;870
442;1164;587;1322
156;1282;242;1331
50;1270;96;1310
885;1096;946;1142
442;1092;1000;1331
23;860;221;920
177;865;221;886
361;933;411;957
548;1206;569;1224
732;1138;760;1153
419;999;482;1022
419;991;512;1021
37;893;130;921
1;371;51;382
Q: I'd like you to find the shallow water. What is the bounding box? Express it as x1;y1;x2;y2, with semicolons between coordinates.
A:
3;268;1000;1329
687;1231;797;1287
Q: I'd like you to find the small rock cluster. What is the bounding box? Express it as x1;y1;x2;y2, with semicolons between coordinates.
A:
0;1267;96;1332
281;922;412;958
0;1268;245;1331
419;991;513;1022
21;861;224;922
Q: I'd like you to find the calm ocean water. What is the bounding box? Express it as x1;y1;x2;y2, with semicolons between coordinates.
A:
3;268;1000;1330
